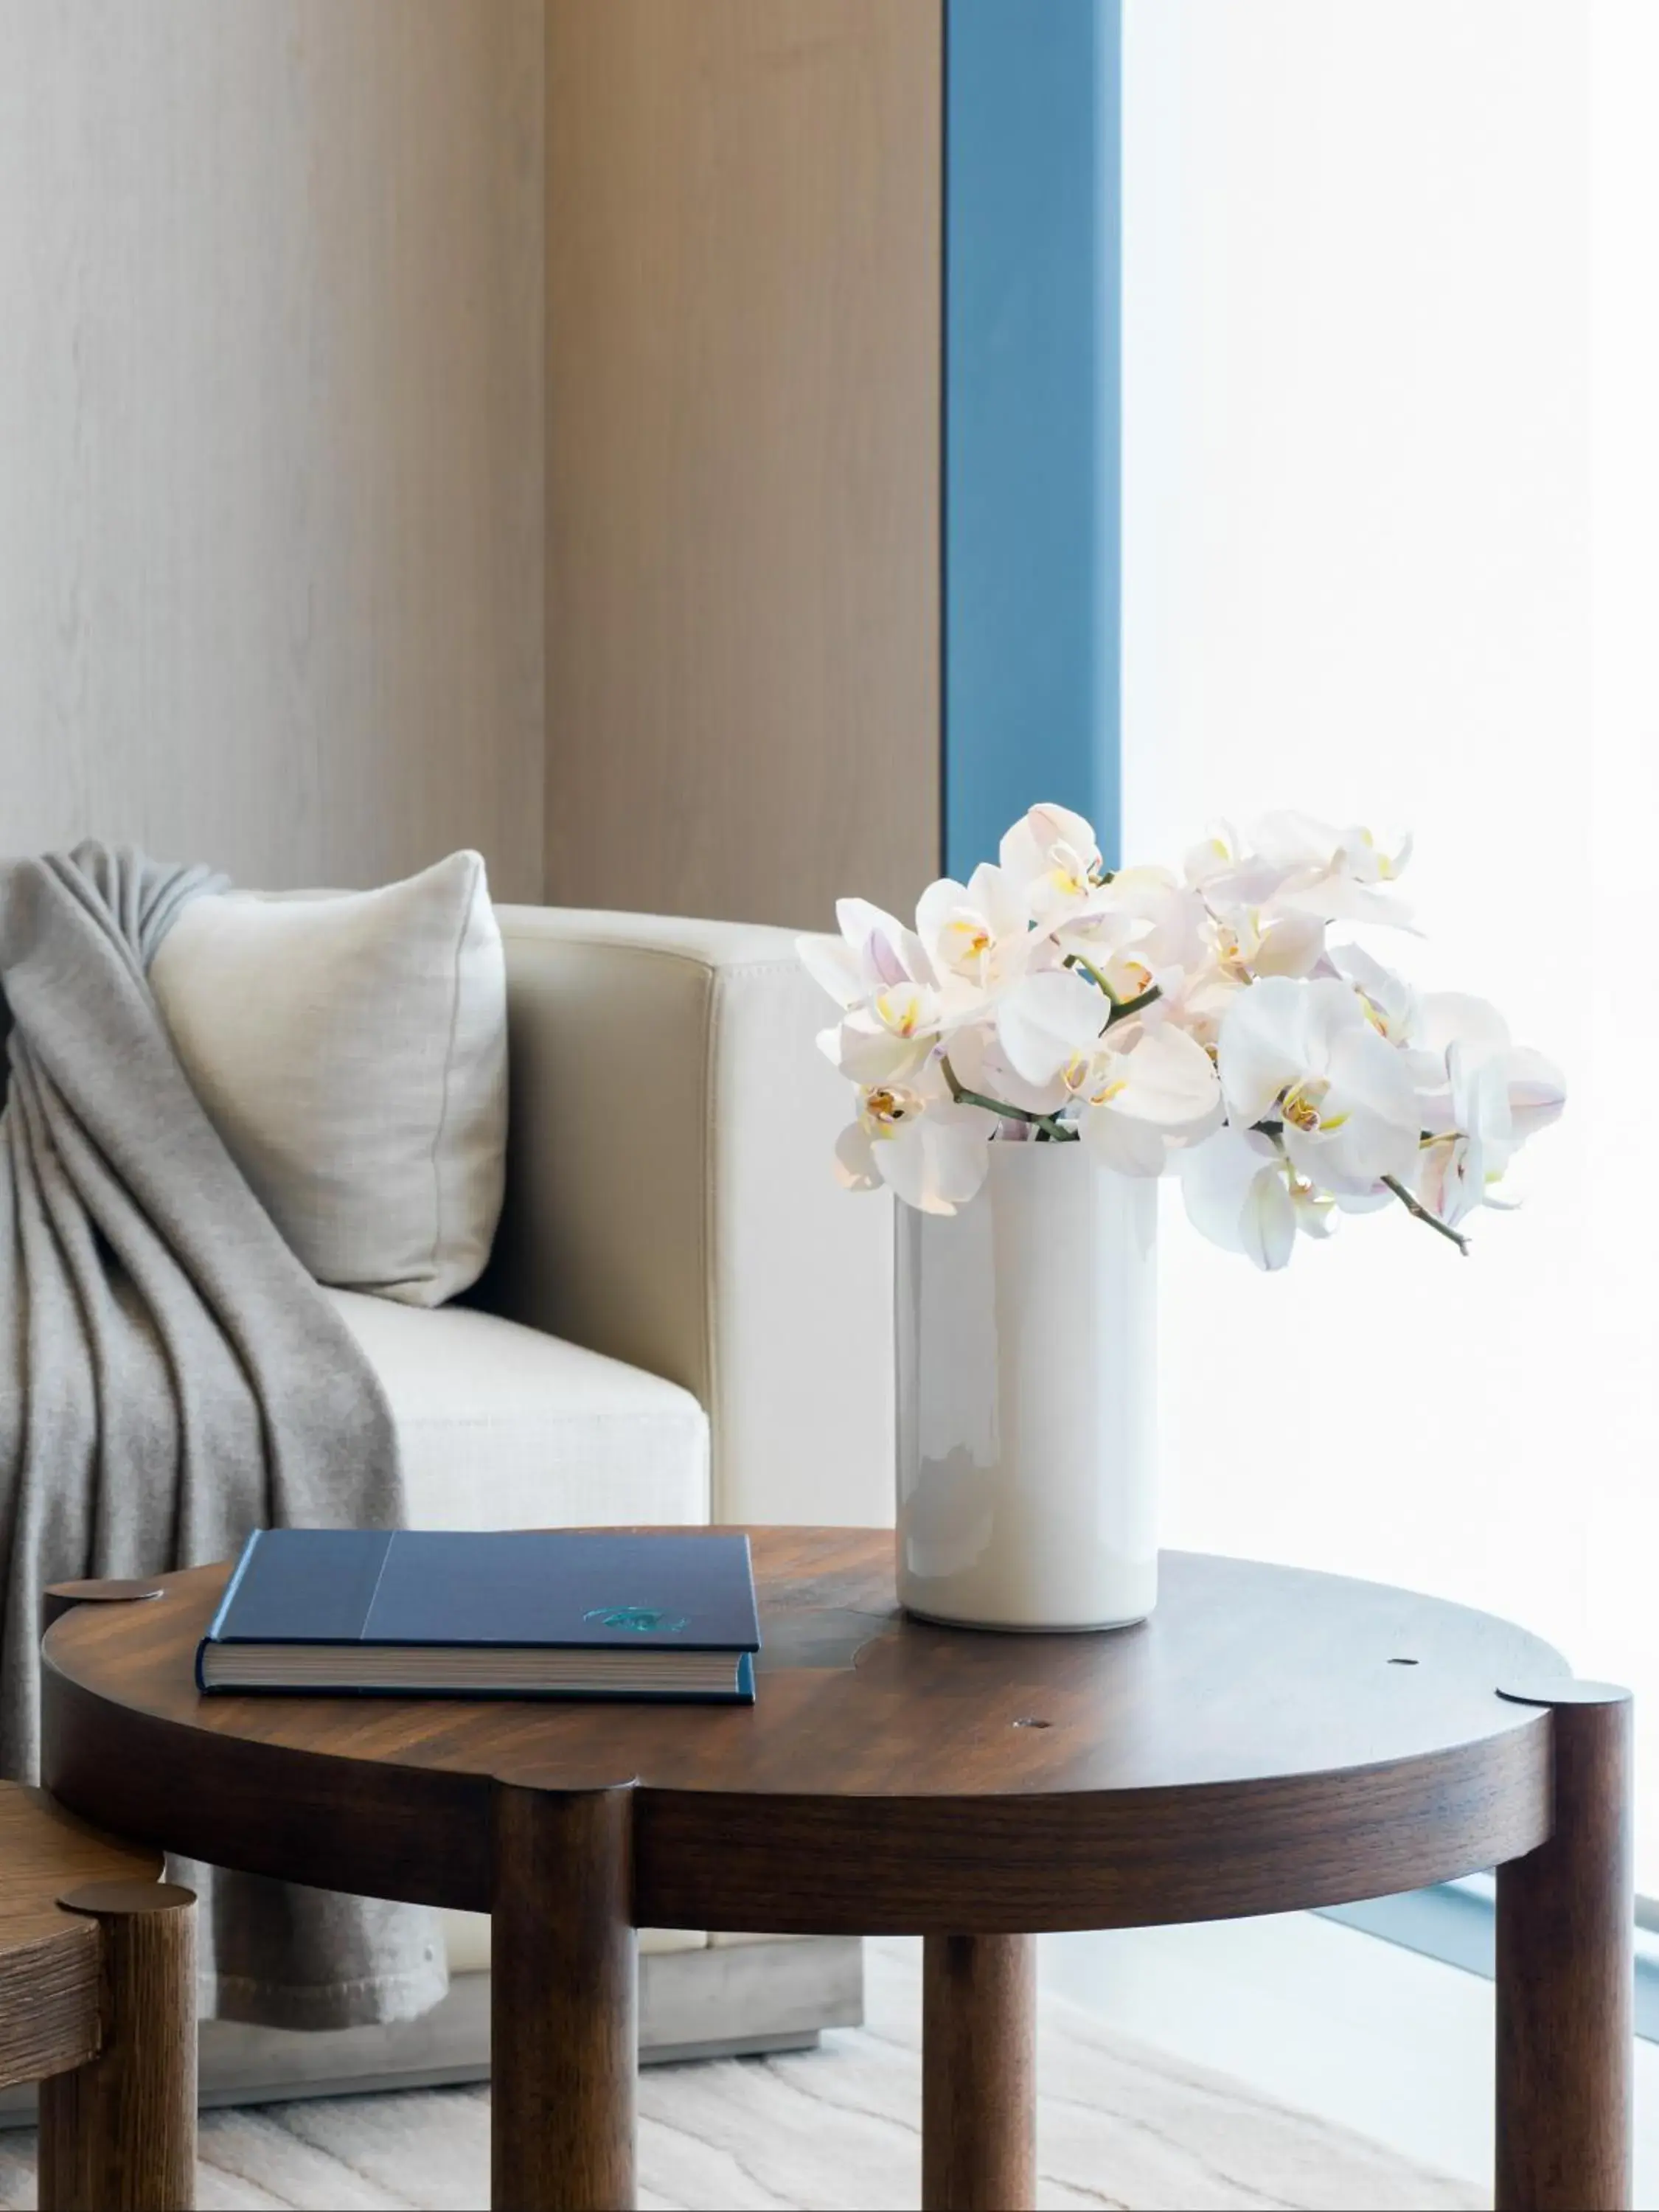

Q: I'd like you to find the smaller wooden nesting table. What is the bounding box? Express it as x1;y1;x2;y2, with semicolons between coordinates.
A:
39;1531;1632;2212
0;1781;195;2212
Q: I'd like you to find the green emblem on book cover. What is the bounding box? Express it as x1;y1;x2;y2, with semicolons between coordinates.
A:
584;1605;688;1635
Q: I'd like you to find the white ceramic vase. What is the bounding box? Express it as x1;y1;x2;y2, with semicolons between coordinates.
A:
895;1138;1158;1632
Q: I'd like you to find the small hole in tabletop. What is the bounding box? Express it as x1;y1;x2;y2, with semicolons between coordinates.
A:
1012;1716;1052;1728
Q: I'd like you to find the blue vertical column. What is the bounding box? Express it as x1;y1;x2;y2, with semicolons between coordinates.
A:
944;0;1121;877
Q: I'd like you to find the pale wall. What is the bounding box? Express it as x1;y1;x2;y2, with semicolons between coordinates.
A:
544;0;942;930
0;0;544;898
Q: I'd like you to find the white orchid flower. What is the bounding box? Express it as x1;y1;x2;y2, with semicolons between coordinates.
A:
1051;868;1209;1003
1337;824;1413;886
797;897;934;1013
995;963;1110;1086
1413;1041;1518;1228
1413;994;1568;1143
1073;1025;1224;1177
1184;821;1245;891
1406;996;1566;1230
1208;902;1326;984
1249;811;1411;883
1183;821;1294;908
914;863;1029;998
832;1065;996;1215
998;802;1106;922
1219;811;1414;931
1329;942;1419;1044
1185;813;1414;933
1217;975;1421;1196
1179;1128;1298;1270
806;801;1563;1251
942;1022;1071;1119
818;977;945;1087
1179;1125;1344;1268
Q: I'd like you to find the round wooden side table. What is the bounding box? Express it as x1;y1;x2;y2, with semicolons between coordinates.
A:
41;1531;1632;2212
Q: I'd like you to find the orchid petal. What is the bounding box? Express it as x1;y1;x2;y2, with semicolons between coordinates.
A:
798;933;865;1009
1217;976;1307;1125
1251;913;1326;977
1179;1127;1280;1254
1116;1024;1223;1131
835;896;905;958
1502;1047;1567;1140
833;1121;880;1191
1272;869;1416;930
1239;1164;1297;1270
1416;992;1511;1060
830;1019;933;1086
996;966;1109;1085
999;802;1100;886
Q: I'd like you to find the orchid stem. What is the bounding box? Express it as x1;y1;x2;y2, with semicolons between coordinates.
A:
1064;953;1114;996
1106;983;1163;1028
939;1056;1077;1142
1062;954;1162;1032
1382;1174;1470;1256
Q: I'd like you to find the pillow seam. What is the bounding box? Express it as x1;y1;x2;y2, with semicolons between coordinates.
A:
427;860;479;1296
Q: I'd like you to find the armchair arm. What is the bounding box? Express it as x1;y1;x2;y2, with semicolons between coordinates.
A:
476;907;894;1528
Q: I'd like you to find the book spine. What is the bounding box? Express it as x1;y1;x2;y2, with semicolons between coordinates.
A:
201;1529;263;1649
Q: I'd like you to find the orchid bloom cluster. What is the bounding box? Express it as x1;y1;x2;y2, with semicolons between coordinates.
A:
799;803;1565;1270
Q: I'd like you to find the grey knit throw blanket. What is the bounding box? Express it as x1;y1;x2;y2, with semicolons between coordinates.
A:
0;844;446;2030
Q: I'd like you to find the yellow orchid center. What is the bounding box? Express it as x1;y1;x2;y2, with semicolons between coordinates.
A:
942;917;992;969
1281;1079;1349;1134
874;987;925;1038
861;1084;922;1137
1045;840;1097;900
1214;915;1259;977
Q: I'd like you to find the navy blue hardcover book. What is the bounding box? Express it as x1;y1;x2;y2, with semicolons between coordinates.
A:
196;1529;760;1703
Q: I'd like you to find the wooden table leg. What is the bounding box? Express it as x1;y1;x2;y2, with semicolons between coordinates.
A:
38;1879;197;2212
1495;1680;1632;2211
491;1778;637;2211
922;1933;1036;2211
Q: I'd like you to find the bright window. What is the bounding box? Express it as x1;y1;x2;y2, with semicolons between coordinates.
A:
1122;2;1659;1882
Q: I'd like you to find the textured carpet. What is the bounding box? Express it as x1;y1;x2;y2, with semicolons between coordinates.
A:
0;1941;1479;2210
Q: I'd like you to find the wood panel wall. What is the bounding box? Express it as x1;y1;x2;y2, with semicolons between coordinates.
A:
545;0;943;931
0;0;544;899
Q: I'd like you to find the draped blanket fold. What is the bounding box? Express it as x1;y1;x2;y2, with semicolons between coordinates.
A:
0;844;446;2029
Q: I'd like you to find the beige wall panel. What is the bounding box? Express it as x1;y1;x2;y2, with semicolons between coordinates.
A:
546;0;942;930
0;0;543;899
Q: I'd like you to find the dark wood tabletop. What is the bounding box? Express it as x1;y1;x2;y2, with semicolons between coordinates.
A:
41;1527;1564;1935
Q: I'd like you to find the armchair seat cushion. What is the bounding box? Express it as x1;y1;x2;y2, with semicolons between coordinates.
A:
322;1290;709;1531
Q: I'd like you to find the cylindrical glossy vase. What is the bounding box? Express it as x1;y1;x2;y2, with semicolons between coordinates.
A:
895;1140;1158;1631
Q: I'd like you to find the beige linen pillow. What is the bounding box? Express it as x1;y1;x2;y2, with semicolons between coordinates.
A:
150;851;507;1307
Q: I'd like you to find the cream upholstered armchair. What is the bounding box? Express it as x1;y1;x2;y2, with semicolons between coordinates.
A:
192;905;896;2107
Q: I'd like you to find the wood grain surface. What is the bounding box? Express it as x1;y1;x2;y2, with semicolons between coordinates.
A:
0;1;543;901
0;1786;164;2094
0;1782;191;2209
1495;1683;1634;2210
492;1783;637;2212
922;1935;1034;2211
38;1883;198;2212
42;1531;1560;1935
545;0;943;928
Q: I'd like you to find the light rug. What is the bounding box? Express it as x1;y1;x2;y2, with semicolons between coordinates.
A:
0;1941;1480;2211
